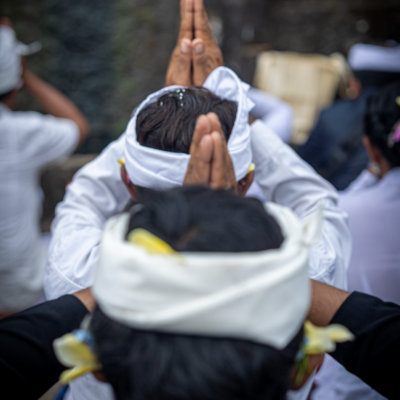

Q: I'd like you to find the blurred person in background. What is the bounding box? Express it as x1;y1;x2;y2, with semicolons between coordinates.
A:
312;81;400;400
0;18;89;318
297;40;400;190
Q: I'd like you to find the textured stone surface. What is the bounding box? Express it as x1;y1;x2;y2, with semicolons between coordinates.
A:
1;0;399;230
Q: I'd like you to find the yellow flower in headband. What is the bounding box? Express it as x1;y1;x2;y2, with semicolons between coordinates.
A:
295;321;354;385
303;320;354;355
53;321;101;384
128;228;178;255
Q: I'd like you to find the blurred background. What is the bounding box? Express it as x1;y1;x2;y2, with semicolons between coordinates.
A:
1;0;400;230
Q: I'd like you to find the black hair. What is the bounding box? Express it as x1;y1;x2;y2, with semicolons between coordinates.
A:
126;186;284;253
91;187;301;400
92;307;302;400
136;87;238;154
365;80;400;167
0;89;13;103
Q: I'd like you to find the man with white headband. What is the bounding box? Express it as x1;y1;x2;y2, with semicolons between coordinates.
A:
44;2;350;397
85;185;322;400
0;18;90;317
297;39;400;190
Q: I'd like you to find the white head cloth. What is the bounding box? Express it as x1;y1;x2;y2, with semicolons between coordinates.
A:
124;67;254;190
0;25;42;95
348;42;400;72
93;202;323;349
0;25;21;95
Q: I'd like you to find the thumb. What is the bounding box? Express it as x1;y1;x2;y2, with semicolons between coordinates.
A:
191;38;208;87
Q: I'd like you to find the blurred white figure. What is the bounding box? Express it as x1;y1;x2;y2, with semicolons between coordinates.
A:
0;21;89;316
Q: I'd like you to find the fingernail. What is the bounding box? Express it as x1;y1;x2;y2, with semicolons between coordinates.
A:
194;43;204;53
199;136;207;147
181;41;189;53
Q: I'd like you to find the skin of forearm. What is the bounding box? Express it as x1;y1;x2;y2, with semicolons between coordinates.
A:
23;69;90;143
72;288;96;313
308;280;350;326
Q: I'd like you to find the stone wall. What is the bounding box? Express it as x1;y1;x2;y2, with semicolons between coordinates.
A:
1;0;399;230
2;0;400;146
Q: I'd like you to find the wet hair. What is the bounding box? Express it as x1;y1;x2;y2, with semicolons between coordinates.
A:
91;187;303;400
365;80;400;167
136;87;238;154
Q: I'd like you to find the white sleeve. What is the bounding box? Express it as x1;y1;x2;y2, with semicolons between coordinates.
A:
16;112;80;168
248;87;294;143
251;120;351;289
44;135;131;300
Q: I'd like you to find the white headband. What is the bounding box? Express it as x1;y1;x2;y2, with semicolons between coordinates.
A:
93;202;323;349
124;67;254;190
0;25;21;95
0;25;42;96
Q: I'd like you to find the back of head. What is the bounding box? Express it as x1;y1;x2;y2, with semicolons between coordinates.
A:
0;25;21;98
365;80;400;167
136;87;238;154
91;187;302;400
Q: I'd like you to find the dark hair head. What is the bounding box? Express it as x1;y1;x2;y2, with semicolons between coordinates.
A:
91;187;298;400
127;186;284;253
0;89;14;103
136;87;238;154
92;307;302;400
365;80;400;167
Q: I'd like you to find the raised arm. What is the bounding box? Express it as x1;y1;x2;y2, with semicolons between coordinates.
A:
44;136;130;299
251;120;351;288
22;65;90;145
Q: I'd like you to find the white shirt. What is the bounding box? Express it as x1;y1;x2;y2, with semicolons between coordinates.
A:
0;102;79;312
313;168;400;400
44;120;351;400
248;87;294;143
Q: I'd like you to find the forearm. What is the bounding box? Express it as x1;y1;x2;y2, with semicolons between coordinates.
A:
308;280;350;326
23;69;89;143
72;288;96;313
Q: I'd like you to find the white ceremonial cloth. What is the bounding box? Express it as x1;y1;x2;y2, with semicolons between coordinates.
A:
0;102;79;312
313;168;400;400
93;201;320;349
247;87;294;143
124;67;254;189
44;121;350;400
348;43;400;73
0;25;22;95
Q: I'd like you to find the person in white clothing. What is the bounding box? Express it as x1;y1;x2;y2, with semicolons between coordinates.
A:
248;86;294;143
312;81;400;400
44;2;350;399
0;18;90;317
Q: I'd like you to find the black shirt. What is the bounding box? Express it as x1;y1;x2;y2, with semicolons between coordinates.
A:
0;295;88;400
331;291;400;400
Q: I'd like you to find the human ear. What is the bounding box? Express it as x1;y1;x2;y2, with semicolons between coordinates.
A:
237;171;254;196
92;371;108;383
120;165;138;199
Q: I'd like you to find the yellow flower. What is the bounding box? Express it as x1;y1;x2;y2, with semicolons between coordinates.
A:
53;330;101;384
303;320;354;355
128;229;178;255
